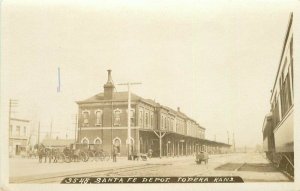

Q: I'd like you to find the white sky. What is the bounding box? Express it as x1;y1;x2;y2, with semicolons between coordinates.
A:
1;0;295;146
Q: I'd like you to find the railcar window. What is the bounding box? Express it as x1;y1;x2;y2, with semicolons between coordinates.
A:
290;37;294;89
273;95;280;128
280;72;292;118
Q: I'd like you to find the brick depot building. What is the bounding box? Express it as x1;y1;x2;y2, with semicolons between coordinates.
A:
76;70;230;157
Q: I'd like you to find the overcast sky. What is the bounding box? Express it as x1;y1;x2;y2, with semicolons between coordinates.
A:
1;0;295;146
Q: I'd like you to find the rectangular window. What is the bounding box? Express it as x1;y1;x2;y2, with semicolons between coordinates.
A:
150;114;153;128
23;126;26;136
130;110;135;126
145;112;149;128
95;110;103;126
165;118;168;130
273;96;280;128
280;72;292;118
114;109;121;126
290;37;293;87
83;111;89;126
16;126;20;136
139;110;143;127
9;125;12;136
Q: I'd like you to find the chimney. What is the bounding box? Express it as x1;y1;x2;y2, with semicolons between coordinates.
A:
177;107;180;112
103;69;115;99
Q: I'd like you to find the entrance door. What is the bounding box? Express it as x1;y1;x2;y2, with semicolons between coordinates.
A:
15;145;20;155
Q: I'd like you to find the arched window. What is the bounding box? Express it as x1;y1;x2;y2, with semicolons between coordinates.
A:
82;110;90;126
113;137;121;153
81;137;89;145
95;109;103;126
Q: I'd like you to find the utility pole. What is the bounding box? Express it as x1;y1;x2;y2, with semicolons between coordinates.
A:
232;131;236;152
50;119;53;139
227;131;229;145
37;122;40;144
8;99;18;156
8;99;18;136
71;114;78;143
75;114;78;142
117;82;141;160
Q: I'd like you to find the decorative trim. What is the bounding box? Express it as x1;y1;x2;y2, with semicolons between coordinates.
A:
94;137;102;144
126;108;135;113
94;109;103;114
82;109;90;115
79;126;142;130
81;137;89;144
112;137;121;145
113;108;122;114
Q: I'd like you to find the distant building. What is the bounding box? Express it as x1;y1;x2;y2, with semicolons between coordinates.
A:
9;118;30;156
76;70;230;157
42;138;75;147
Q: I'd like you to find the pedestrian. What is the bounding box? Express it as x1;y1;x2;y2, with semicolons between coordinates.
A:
112;145;118;162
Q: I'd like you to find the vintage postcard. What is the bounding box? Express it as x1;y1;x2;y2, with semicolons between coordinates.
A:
0;1;299;191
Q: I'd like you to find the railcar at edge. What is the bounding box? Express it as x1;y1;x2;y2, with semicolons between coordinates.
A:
262;13;294;178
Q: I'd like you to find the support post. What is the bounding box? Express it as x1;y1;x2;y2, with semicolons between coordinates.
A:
172;139;175;157
153;130;166;159
177;142;179;156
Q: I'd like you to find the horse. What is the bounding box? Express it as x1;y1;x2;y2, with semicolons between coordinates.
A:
37;145;46;163
37;144;53;163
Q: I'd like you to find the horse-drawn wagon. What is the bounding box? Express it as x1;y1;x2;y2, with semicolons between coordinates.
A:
195;151;209;164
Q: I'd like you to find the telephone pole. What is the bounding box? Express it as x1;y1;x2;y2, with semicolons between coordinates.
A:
74;114;78;142
227;131;229;145
117;82;141;160
37;122;40;144
8;99;18;136
50;119;53;139
232;131;236;152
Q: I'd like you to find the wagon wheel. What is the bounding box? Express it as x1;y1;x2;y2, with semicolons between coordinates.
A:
96;152;105;161
103;151;110;161
64;154;71;163
87;151;95;161
79;151;89;162
57;153;65;163
84;152;89;162
94;151;101;161
286;163;294;177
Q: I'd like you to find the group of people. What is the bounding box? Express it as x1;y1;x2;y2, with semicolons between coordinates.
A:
111;145;153;162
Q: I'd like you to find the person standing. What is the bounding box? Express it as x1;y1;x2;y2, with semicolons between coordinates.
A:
112;145;118;162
